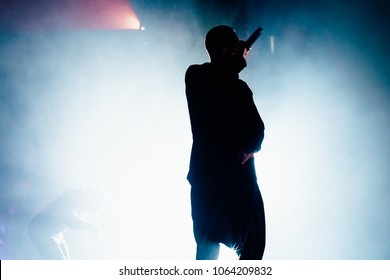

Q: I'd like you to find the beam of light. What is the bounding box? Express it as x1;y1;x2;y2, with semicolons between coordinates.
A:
270;36;275;55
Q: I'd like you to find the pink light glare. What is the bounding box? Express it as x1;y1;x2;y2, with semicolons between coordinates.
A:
123;12;141;30
0;0;141;31
92;0;141;30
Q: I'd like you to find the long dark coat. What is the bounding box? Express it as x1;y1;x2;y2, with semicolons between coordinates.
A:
185;62;265;254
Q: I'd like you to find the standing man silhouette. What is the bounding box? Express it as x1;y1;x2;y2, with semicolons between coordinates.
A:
185;25;266;260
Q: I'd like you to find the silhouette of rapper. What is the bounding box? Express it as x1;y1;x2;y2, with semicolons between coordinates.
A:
28;188;106;259
185;25;266;259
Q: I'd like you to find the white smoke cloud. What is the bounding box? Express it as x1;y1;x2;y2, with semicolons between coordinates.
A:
0;0;388;260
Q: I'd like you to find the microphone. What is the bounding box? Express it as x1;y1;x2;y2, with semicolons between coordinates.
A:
245;27;263;49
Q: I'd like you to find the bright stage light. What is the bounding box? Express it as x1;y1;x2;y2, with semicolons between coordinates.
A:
124;15;141;30
0;0;141;31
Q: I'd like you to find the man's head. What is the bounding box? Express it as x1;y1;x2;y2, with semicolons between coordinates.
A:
205;25;248;73
205;25;239;62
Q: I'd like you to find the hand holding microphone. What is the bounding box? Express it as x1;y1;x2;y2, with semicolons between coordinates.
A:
226;26;264;73
232;27;264;58
245;27;263;49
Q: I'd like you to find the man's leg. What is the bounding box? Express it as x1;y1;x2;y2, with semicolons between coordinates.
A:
58;240;71;260
33;237;66;260
238;195;266;260
238;226;265;260
196;241;220;260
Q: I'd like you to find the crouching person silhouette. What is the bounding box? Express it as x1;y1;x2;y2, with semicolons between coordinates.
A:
28;188;107;259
